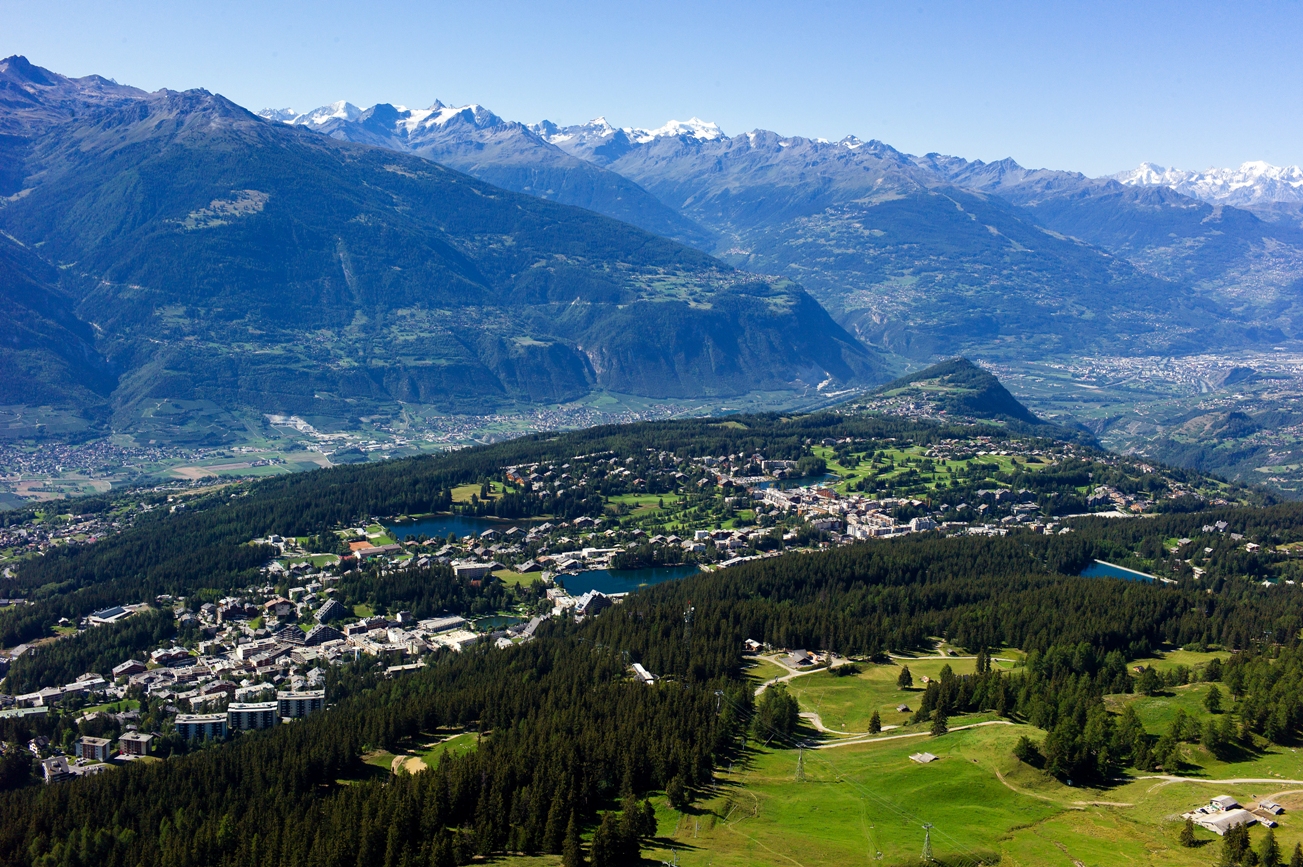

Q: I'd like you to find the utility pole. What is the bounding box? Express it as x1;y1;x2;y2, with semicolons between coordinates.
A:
795;747;805;781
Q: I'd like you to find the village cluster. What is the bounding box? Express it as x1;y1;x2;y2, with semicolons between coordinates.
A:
0;428;1262;789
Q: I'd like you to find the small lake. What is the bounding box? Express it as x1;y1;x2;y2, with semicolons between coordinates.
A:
386;514;521;541
1079;559;1156;583
560;564;703;596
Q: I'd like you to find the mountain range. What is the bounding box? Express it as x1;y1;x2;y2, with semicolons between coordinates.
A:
270;99;1303;361
7;53;1303;449
0;56;882;441
1113;160;1303;228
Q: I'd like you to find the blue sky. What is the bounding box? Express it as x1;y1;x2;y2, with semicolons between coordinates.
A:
6;0;1302;175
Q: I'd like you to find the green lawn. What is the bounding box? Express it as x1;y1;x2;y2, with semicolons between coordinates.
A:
79;698;140;716
493;568;542;588
451;482;505;504
746;658;789;684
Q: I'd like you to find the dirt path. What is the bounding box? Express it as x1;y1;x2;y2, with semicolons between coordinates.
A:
994;768;1073;805
753;654;853;696
799;710;898;737
1138;774;1303;787
812;719;1013;750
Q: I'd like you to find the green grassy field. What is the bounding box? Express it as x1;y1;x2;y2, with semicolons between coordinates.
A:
811;443;1051;499
418;732;478;769
636;720;1302;867
628;658;1303;866
773;656;1018;734
607;492;682;517
493;568;543;588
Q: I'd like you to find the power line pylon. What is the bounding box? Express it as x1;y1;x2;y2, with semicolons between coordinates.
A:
921;823;934;862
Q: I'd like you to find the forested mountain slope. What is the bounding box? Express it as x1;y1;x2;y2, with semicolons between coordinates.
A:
0;232;114;409
852;357;1049;428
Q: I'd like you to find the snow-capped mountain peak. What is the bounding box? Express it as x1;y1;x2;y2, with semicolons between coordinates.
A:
257;100;363;126
258;107;299;123
629;117;724;143
1112;160;1303;206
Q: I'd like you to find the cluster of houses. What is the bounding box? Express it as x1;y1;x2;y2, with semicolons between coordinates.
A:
756;487;940;541
1183;795;1284;836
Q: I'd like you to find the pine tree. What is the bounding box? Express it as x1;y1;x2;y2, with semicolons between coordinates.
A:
1205;685;1223;714
1220;823;1251;867
1261;829;1282;867
589;813;617;867
667;775;688;810
639;800;658;839
897;666;913;689
543;790;567;854
1289;842;1303;867
930;710;948;738
618;793;642;860
1179;817;1196;848
869;710;882;734
562;812;585;867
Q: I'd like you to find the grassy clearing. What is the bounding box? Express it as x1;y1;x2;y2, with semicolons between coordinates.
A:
451;482;506;504
362;750;396;770
781;656;1015;734
493;568;542;588
79;698;140;715
746;658;789;684
608;492;682;516
1130;648;1230;675
642;717;1303;867
419;732;478;768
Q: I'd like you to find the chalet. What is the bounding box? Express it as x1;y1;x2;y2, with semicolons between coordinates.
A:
909;752;938;764
788;649;814;667
263;597;294;617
